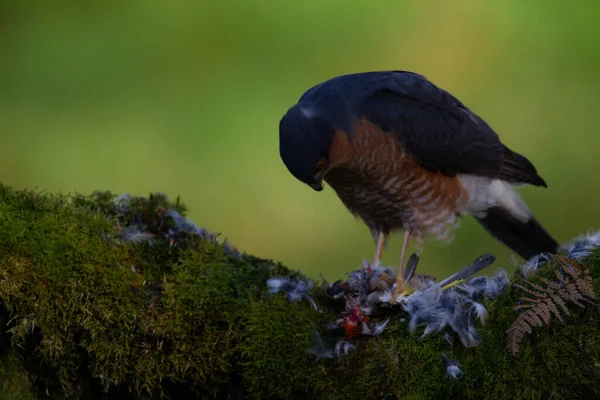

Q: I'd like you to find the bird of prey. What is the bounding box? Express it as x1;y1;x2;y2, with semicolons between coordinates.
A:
279;71;558;300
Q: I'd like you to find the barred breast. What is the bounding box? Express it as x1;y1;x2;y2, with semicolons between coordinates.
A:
324;119;470;243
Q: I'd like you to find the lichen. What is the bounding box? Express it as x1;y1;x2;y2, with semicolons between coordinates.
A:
0;183;599;400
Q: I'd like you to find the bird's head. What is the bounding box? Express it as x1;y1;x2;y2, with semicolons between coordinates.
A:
279;104;335;192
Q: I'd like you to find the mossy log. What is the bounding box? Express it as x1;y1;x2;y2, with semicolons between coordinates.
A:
0;183;599;400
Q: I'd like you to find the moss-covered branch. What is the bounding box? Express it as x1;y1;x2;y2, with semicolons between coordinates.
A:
0;184;599;400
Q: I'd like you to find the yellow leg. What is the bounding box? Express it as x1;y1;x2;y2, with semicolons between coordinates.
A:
373;231;386;266
391;230;411;302
441;279;464;291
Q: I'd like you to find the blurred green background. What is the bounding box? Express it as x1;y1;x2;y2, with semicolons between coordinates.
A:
1;0;599;281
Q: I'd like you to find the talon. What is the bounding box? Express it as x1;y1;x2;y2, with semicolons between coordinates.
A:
391;275;405;303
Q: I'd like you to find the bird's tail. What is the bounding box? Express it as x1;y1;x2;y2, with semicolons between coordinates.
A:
473;206;559;260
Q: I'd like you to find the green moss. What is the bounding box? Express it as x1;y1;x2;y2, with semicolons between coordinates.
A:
240;296;324;399
0;182;599;399
0;350;36;400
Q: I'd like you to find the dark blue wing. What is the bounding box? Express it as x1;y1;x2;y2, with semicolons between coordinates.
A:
358;72;546;186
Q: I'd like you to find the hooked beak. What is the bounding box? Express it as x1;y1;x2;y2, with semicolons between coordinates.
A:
310;178;324;191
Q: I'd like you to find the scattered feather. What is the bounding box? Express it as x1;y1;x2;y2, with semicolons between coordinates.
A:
521;253;552;278
442;354;463;379
119;225;155;244
401;270;505;347
163;209;242;259
522;229;600;277
318;254;503;350
458;270;509;300
564;230;600;259
266;277;319;311
362;318;390;336
107;193;242;259
467;300;489;324
335;339;357;356
309;331;358;359
111;193;133;214
443;333;454;346
308;332;335;360
165;209;213;239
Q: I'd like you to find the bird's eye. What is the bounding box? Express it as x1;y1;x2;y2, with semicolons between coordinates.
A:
316;158;327;170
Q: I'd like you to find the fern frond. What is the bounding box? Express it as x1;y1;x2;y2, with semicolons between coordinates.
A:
513;302;536;309
507;256;596;357
538;276;562;291
513;282;545;298
518;279;547;295
555;255;596;301
547;295;568;321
